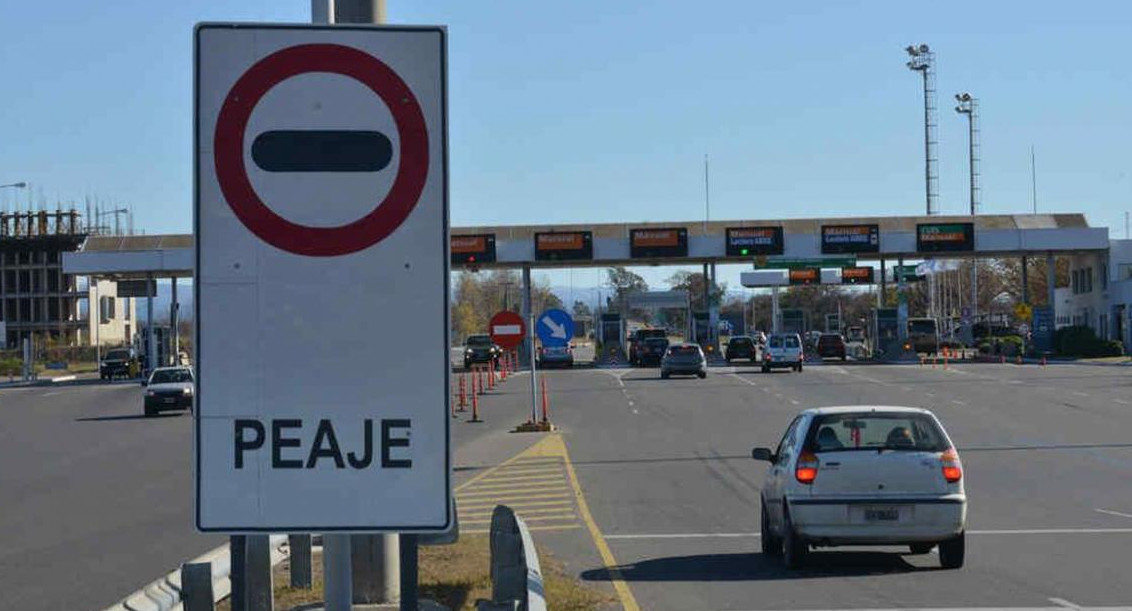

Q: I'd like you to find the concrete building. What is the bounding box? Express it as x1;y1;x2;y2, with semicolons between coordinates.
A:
1057;239;1132;350
0;210;137;349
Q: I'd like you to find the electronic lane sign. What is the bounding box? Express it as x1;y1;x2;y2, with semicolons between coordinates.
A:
451;234;496;265
195;24;449;532
917;222;975;253
726;226;784;257
821;224;880;254
789;268;820;285
535;231;593;262
630;227;688;259
841;266;875;285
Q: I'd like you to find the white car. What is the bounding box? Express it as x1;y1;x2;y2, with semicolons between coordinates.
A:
143;366;195;417
752;406;967;569
762;333;804;372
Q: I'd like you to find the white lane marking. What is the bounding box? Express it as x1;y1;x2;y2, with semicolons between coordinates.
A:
604;527;1132;540
951;399;968;406
1115;399;1131;405
1009;380;1026;385
761;387;771;393
729;374;757;387
1096;508;1132;520
925;392;937;397
1071;391;1090;398
1050;598;1086;611
41;391;62;397
788;398;800;405
902;386;913;392
773;393;784;400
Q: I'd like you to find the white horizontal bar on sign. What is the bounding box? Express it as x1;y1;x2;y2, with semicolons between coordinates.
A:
493;325;522;335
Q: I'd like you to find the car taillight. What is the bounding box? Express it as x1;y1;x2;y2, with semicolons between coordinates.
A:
764;352;772;361
941;448;963;483
795;452;819;484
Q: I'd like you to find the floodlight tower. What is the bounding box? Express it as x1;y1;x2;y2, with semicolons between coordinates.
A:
906;44;938;216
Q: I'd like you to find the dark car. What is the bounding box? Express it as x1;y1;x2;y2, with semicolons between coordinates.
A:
463;334;500;369
100;348;136;380
537;345;574;368
661;343;707;379
143;367;194;417
817;333;847;360
629;329;668;366
725;336;757;362
637;337;670;367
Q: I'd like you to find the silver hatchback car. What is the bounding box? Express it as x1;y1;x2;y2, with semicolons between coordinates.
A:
660;343;707;379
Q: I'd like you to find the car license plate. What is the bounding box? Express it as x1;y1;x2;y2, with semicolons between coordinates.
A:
863;506;900;522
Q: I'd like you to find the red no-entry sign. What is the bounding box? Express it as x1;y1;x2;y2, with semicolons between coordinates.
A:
213;43;429;257
490;311;526;350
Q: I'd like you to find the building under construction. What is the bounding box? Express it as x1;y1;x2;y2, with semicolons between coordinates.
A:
0;209;136;349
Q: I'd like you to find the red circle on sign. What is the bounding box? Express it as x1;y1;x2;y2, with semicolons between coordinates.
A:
490;311;526;350
214;43;429;257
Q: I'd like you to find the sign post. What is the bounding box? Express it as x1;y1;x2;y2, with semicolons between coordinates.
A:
195;23;449;536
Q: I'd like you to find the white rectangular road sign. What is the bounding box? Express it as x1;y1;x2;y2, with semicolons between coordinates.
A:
194;23;449;532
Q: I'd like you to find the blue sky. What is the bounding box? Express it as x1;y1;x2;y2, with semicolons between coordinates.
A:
1;0;1129;291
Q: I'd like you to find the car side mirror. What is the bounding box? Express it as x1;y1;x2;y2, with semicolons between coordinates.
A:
751;447;775;462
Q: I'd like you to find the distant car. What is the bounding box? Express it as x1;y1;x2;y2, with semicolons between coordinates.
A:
629;329;668;365
537;345;574;368
817;333;847;361
661;343;707;379
637;337;670;367
725;336;757;363
752;406;967;570
763;333;804;372
100;348;135;380
463;334;501;369
143;366;195;417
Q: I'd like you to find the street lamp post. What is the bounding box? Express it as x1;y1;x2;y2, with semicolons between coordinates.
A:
905;44;938;216
955;93;980;332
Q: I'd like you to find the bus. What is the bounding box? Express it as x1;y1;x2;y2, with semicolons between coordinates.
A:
907;317;940;354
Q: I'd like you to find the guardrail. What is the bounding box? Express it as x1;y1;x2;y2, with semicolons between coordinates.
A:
478;505;546;611
100;535;287;611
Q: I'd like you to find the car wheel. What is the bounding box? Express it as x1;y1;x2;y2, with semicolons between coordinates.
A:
760;500;782;557
782;506;808;569
841;355;847;362
661;372;670;380
939;532;965;569
697;371;707;379
908;543;934;555
761;365;770;373
144;405;156;418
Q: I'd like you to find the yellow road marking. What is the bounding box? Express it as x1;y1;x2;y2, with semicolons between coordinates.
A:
461;513;579;525
461;506;580;518
457;482;570;495
458;491;572;501
464;524;581;535
454;448;559;493
478;472;567;484
457;499;575;510
554;434;641;611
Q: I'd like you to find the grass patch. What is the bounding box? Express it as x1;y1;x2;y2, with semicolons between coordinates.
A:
218;534;612;611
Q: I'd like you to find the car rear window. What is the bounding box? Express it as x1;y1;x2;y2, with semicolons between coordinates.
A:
645;338;669;348
784;336;800;348
669;346;700;356
729;338;752;347
106;350;131;360
805;412;949;453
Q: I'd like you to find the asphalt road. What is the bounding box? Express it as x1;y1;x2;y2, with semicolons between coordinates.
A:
0;374;538;611
533;361;1132;611
5;360;1131;611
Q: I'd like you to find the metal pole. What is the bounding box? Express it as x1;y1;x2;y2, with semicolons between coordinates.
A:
923;69;932;215
399;535;419;611
879;259;887;307
312;1;399;608
1021;256;1030;305
323;534;352;611
771;286;781;334
230;535;246;611
1046;253;1056;309
171;277;179;364
93;278;100;366
523;265;539;423
147;273;156;374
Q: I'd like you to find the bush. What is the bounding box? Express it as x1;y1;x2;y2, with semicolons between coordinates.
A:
1054;326;1125;357
0;358;22;377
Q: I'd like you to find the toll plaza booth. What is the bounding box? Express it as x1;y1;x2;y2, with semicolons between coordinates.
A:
781;309;806;335
873;307;902;359
597;312;625;362
691;311;716;356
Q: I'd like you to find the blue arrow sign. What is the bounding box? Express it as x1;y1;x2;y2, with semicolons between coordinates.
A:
537;308;575;347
